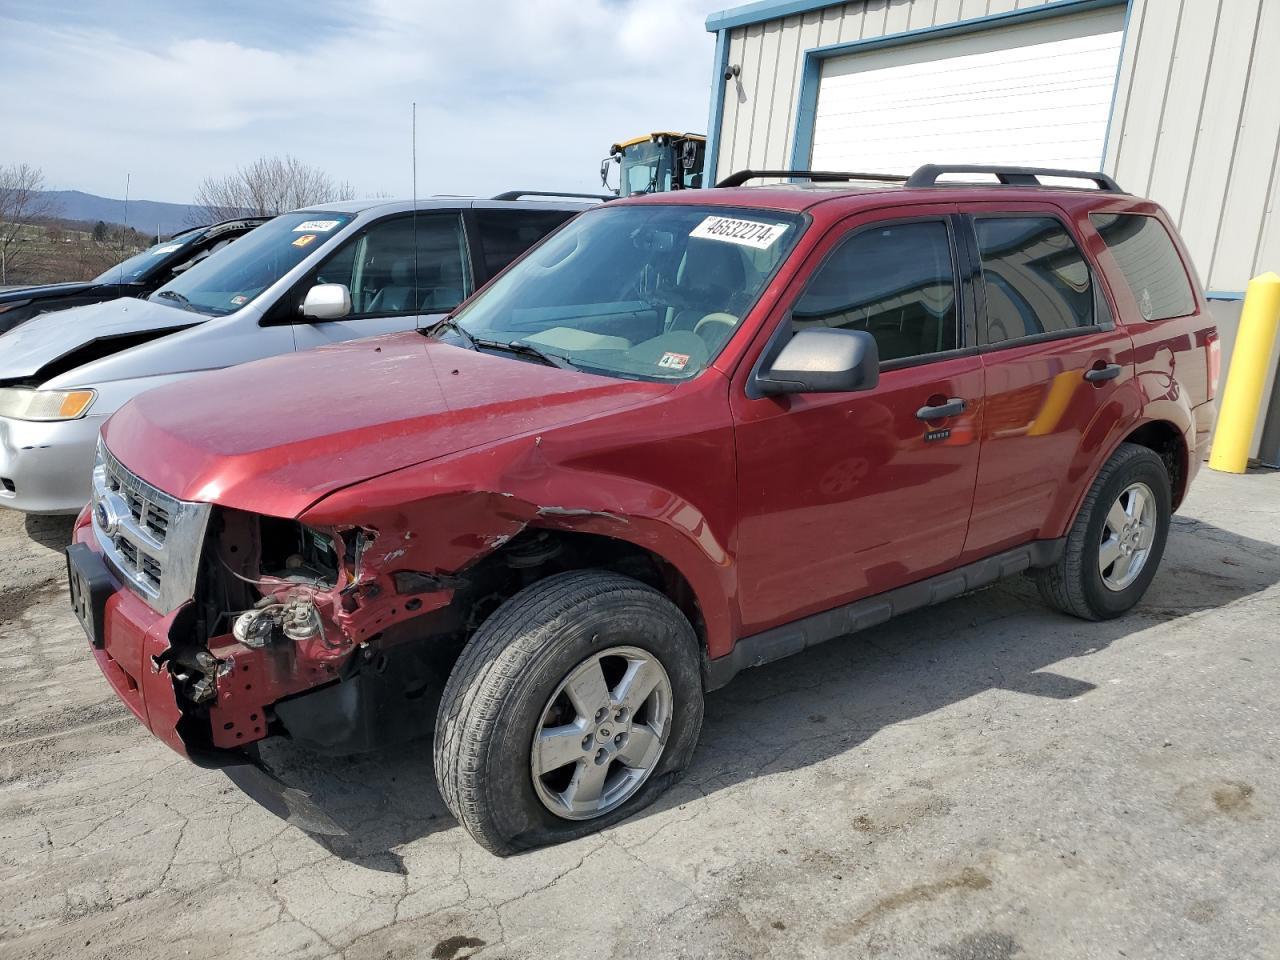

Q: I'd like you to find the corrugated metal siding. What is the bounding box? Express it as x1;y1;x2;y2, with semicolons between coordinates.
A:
1106;0;1280;292
716;0;1067;180
714;0;1280;291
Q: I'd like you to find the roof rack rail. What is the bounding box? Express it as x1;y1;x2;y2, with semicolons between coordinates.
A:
716;170;908;188
904;164;1123;192
491;190;612;202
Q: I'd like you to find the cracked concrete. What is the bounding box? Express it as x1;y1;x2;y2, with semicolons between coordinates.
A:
3;467;1280;959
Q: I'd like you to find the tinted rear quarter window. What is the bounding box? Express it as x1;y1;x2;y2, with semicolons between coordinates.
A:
974;216;1093;343
475;209;576;279
1090;213;1196;321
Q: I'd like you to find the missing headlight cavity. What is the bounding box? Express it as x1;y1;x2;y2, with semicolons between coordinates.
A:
258;516;339;586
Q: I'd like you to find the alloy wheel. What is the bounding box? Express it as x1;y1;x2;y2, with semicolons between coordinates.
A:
530;645;673;821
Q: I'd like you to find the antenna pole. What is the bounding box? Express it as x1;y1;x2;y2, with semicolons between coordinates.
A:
412;101;422;328
120;173;131;285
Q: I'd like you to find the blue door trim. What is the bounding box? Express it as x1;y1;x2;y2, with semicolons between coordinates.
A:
705;28;730;185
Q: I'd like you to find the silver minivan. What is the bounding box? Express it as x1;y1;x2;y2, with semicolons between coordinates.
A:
0;196;595;513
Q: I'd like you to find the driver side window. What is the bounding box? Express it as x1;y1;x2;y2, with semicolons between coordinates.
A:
310;213;472;319
791;220;959;364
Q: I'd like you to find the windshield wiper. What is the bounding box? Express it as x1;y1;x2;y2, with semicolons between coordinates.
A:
471;336;577;370
153;289;206;314
427;316;478;349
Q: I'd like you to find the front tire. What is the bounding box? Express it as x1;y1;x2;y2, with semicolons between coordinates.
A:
1036;442;1172;620
433;570;704;856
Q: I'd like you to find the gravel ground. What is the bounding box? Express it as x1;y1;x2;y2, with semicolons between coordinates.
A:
2;467;1278;960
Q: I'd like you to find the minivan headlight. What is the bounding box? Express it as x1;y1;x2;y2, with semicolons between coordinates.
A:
0;387;97;421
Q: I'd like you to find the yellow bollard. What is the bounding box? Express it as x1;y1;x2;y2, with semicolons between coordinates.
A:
1209;272;1280;473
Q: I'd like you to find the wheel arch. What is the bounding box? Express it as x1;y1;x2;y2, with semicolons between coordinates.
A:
460;526;713;657
1120;418;1190;509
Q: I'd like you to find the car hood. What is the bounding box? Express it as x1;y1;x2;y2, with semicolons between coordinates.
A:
102;332;671;517
0;280;97;302
0;296;196;382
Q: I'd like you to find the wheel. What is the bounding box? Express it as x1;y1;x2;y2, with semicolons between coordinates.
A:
433;570;704;855
1036;442;1171;620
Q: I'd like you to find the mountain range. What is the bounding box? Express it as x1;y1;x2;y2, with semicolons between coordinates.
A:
37;189;204;236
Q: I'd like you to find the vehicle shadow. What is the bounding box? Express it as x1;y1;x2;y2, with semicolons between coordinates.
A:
23;513;76;551
236;512;1280;871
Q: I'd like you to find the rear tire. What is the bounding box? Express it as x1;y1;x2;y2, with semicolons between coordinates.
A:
1036;442;1171;620
433;570;704;856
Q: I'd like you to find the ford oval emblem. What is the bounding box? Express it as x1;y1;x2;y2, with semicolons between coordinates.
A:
95;491;129;537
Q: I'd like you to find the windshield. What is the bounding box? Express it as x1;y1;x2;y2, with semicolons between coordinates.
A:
93;230;201;284
450;204;804;381
619;142;670;197
149;212;351;316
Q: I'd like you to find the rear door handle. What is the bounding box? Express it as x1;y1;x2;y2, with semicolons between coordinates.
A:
1084;363;1122;383
916;398;966;421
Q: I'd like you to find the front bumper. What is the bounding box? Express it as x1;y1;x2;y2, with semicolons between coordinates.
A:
72;509;195;758
0;413;105;514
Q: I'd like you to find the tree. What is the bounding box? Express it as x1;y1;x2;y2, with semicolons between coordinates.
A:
92;220;108;242
0;162;56;284
190;155;356;224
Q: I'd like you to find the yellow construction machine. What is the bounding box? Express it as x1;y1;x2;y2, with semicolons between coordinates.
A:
601;132;707;197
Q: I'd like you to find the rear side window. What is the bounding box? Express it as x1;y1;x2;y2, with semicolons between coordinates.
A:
475;209;576;279
790;220;958;363
1090;213;1196;321
975;217;1094;343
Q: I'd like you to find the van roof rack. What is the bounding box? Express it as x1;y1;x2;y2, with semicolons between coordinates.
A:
492;190;613;202
717;165;1124;192
716;170;908;188
904;164;1123;191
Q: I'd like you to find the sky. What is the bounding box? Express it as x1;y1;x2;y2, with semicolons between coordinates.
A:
0;0;725;205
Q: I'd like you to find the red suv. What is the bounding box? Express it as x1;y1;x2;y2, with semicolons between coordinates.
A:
68;165;1219;855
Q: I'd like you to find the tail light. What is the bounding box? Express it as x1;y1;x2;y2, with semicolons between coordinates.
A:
1207;331;1221;400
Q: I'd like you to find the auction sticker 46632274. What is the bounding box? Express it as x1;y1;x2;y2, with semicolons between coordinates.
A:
690;216;790;250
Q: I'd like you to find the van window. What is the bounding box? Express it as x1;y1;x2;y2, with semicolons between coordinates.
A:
974;217;1093;343
1090;213;1196;321
311;213;472;318
790;220;958;363
475;209;576;279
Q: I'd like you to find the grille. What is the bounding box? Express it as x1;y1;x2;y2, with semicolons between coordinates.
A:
91;441;211;614
104;471;172;544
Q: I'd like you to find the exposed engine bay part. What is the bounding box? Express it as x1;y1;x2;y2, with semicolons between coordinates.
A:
232;593;326;648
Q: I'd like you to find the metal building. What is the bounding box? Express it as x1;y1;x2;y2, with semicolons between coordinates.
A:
703;0;1280;446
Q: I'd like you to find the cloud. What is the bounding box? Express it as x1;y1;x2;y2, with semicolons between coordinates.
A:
0;0;718;204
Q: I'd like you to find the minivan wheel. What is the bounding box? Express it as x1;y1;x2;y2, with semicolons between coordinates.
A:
1036;442;1172;620
433;570;703;856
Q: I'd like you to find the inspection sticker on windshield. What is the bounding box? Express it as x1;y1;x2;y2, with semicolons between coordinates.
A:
293;220;341;233
658;352;690;371
152;244;182;255
690;216;789;250
292;234;318;248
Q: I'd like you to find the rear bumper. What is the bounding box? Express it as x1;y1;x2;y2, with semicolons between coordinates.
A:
1188;399;1217;490
0;414;104;514
73;509;196;759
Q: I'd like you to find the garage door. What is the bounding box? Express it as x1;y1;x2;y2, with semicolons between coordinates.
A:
809;8;1126;175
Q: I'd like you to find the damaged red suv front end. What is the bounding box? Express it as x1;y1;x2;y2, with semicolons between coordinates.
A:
67;330;704;763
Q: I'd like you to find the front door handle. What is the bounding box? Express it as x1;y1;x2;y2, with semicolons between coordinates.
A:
916;398;966;421
1084;363;1122;383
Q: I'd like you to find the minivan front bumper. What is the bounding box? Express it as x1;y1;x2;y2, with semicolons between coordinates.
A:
0;413;104;514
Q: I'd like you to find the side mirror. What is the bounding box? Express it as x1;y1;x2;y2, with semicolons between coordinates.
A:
600;157;618;194
300;283;351;321
756;327;880;395
681;140;699;170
